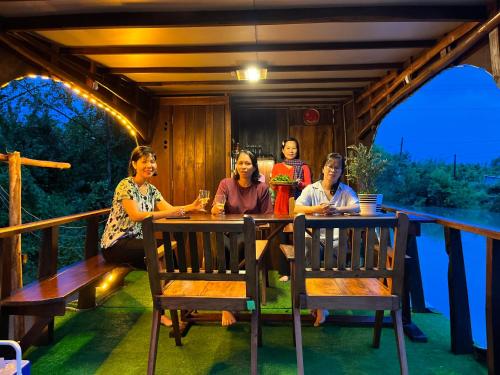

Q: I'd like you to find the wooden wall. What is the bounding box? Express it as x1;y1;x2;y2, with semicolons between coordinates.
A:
233;108;288;157
150;97;230;205
234;107;340;180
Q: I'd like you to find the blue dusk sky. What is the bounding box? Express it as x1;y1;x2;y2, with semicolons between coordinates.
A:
375;65;500;165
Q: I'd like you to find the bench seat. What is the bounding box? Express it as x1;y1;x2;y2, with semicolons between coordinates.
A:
1;254;115;316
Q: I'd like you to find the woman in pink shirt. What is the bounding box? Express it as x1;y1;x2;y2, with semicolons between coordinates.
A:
212;150;272;326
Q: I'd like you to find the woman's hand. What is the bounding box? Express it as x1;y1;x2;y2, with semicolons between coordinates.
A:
187;197;204;212
174;207;186;216
313;202;330;215
211;202;224;215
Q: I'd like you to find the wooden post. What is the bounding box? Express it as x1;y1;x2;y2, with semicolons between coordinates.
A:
78;216;100;309
1;152;71;341
38;227;59;279
8;152;22;292
444;227;473;354
486;238;499;375
7;152;23;340
489;27;500;87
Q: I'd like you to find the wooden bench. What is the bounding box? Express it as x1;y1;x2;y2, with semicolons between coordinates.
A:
0;209;112;351
1;254;115;315
1;254;116;349
1;247;170;352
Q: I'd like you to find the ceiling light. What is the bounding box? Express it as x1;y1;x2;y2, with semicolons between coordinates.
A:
236;66;267;82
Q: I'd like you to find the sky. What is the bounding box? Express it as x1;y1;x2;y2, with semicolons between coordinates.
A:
374;65;500;165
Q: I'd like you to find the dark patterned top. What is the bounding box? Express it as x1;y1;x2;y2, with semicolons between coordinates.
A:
100;177;163;249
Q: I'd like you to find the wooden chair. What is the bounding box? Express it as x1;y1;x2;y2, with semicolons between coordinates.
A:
291;213;410;375
142;215;261;375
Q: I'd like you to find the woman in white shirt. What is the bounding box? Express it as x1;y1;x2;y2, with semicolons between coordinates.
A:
294;152;359;326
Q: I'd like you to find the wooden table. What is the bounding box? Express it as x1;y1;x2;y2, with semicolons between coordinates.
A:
159;212;434;340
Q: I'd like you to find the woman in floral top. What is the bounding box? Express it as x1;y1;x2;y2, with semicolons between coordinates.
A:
101;146;203;325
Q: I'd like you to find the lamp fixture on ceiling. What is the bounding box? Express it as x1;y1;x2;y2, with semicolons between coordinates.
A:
236;66;267;82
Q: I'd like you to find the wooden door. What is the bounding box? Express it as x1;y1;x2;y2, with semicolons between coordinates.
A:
289;125;334;181
151;97;230;205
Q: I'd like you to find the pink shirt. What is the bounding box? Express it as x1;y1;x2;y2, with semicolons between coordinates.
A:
215;178;273;214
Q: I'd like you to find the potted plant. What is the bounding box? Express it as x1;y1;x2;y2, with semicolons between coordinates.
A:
346;143;387;216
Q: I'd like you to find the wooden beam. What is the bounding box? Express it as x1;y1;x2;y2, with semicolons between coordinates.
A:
62;40;435;55
0;32;149;140
233;100;342;107
105;63;402;74
489;27;500;85
234;104;340;109
234;99;345;104
2;6;487;31
137;77;375;86
159;96;229;106
358;13;500;139
231;94;350;99
13;31;153;116
0;153;70;169
356;22;477;118
152;87;358;95
356;71;398;103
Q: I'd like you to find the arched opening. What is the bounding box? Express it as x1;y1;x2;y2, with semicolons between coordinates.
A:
374;64;500;348
0;76;136;283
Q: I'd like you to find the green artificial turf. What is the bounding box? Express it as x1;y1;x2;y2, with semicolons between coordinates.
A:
25;271;487;374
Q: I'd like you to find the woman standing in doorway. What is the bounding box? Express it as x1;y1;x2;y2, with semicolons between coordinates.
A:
270;137;312;281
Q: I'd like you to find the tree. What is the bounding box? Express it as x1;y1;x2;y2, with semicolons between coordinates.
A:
0;77;135;282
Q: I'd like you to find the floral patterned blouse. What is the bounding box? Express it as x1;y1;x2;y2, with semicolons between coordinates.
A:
100;177;163;249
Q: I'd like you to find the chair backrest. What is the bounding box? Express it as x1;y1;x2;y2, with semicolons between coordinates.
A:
142;215;257;301
293;212;409;298
289;197;296;214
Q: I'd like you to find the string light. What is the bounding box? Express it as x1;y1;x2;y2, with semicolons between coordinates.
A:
97;270;120;291
2;74;141;141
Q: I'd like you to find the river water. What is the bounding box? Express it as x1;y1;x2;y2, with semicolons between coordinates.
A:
407;206;500;348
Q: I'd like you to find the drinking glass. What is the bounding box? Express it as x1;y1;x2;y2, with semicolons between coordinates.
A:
199;190;210;212
214;194;226;215
199;189;210;204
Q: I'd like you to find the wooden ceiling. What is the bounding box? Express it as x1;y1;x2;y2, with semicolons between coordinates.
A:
0;0;489;112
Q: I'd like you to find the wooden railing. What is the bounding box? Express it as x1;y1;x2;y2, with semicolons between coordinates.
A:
0;208;110;298
0;206;498;372
384;205;499;375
